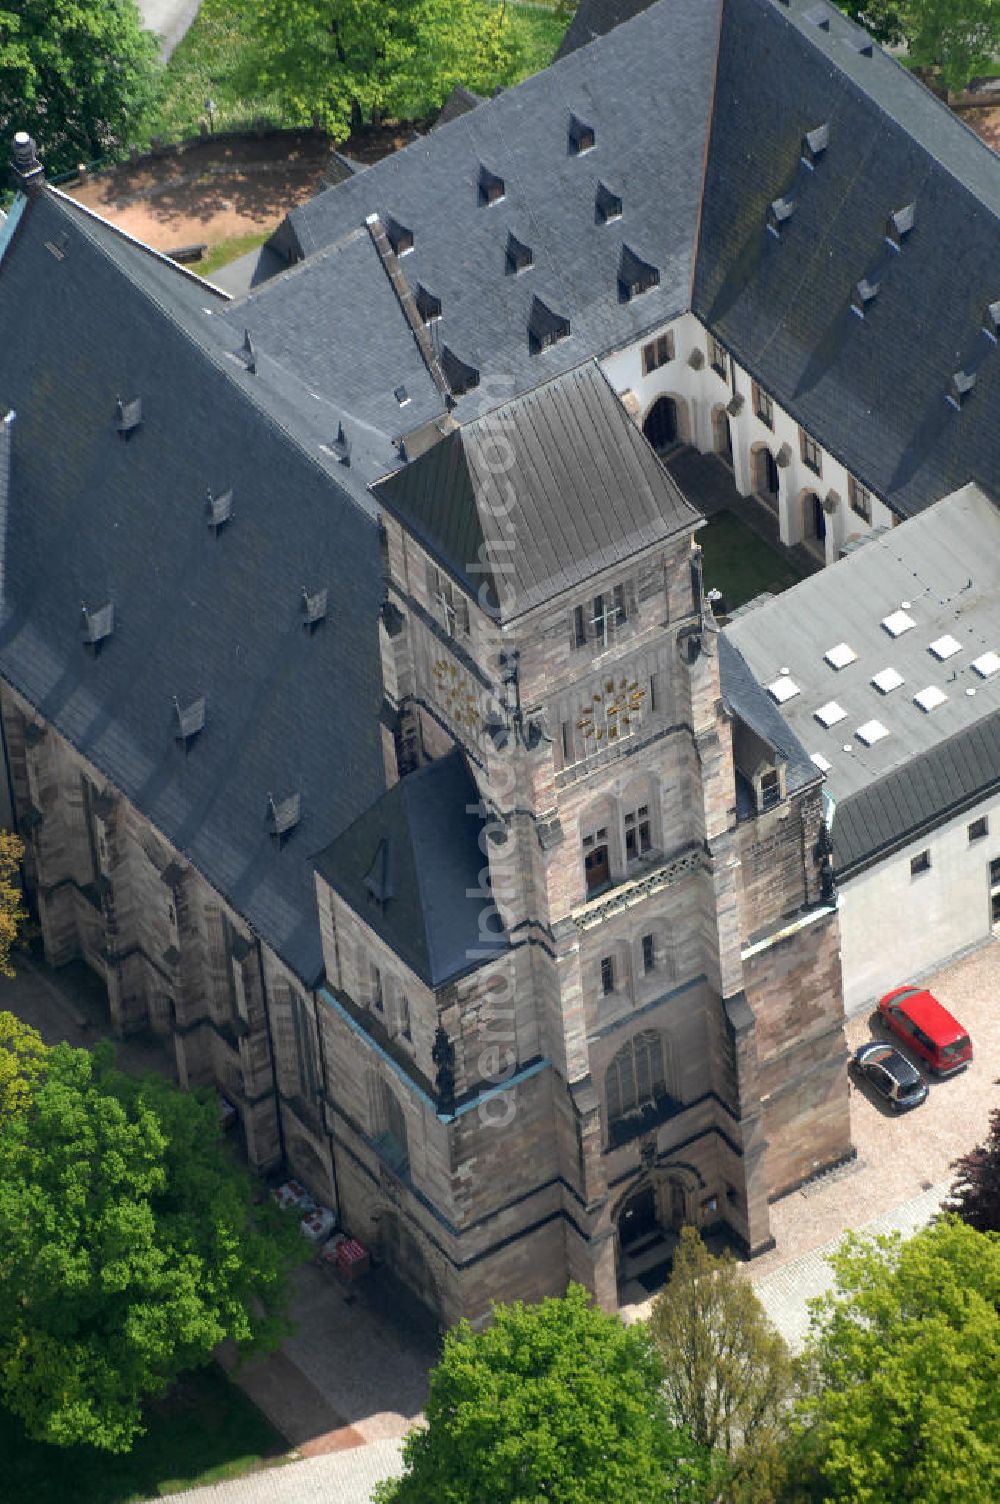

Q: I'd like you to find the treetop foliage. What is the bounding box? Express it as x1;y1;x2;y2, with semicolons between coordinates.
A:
0;1036;306;1451
792;1217;1000;1502
0;830;26;977
377;1281;712;1503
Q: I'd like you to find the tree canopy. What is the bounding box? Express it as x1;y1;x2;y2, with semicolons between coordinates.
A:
0;830;26;977
791;1217;1000;1502
0;1010;47;1120
0;0;159;177
376;1282;712;1504
834;0;1000;91
221;0;518;140
0;1038;306;1452
648;1225;795;1498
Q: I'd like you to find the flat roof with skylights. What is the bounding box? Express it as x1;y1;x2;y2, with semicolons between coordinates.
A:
722;483;1000;806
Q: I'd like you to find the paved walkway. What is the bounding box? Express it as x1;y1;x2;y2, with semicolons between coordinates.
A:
749;1181;948;1351
142;1437;406;1504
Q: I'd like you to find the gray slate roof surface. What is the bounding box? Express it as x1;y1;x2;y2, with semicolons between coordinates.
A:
695;0;1000;519
724;484;1000;870
717;634;818;797
276;0;722;408
554;0;659;61
374;362;701;620
313;748;507;987
0;190;387;984
216;225;445;442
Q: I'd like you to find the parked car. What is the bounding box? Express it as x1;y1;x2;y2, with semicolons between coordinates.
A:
876;985;973;1076
851;1041;928;1112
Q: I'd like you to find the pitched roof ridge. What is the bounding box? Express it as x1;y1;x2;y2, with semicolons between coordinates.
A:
43;190;377;525
688;0;727;307
364;212;453;405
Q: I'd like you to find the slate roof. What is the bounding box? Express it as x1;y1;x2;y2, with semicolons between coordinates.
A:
554;0;658;61
695;0;1000;519
0;188;387;985
724;484;1000;872
373;362;700;620
717;635;818;798
313;749;507;987
433;86;484;129
266;0;722;411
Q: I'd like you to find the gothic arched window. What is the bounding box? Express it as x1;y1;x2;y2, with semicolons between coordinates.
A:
605;1031;672;1143
371;1075;410;1176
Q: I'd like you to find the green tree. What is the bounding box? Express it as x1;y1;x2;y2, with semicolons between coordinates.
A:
790;1217;1000;1502
648;1226;795;1501
834;0;1000;90
0;1041;306;1452
901;0;1000;91
0;830;26;977
0;0;160;177
0;1009;48;1120
223;0;517;140
376;1282;713;1504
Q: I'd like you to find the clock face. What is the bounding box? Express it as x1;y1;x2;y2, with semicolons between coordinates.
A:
433;657;480;730
578;676;646;744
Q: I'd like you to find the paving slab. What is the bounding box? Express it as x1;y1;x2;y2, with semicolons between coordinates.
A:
141;1437;407;1504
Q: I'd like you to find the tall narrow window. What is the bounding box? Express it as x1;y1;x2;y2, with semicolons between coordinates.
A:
752;382;774;428
625;805;652;861
849;477;872;522
369;962;383;1010
799;427;822;475
642;933;655;974
601;956;615;995
573;604;587;649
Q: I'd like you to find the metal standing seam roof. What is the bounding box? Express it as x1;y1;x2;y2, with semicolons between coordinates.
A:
373;361;701;621
724;483;1000;870
0;189;387;985
313;748;507;987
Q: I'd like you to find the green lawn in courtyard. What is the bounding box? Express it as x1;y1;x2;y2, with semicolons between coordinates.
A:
698;510;803;611
0;1364;288;1503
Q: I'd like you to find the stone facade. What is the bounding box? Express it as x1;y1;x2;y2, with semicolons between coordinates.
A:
2;479;853;1327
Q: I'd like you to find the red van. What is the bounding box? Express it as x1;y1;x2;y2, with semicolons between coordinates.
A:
877;986;973;1076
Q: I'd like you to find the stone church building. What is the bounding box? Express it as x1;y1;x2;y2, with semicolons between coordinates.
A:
3;0;998;1319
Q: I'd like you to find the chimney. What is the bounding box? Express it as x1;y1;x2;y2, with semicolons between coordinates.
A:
11;132;44;195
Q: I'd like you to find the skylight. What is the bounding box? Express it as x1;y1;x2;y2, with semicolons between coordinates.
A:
815;701;847;728
856;719;889;747
825;642;857;670
913;685;947;713
768;675;800;704
972;650;1000;679
928;634;961;661
871;667;904;694
882;609;915;637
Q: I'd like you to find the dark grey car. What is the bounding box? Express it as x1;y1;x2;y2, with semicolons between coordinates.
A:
851;1041;928;1112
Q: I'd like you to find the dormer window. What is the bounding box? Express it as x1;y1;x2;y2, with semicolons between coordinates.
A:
506;232;532;275
478;165;505;206
384;215;414;256
595;181;622;223
569;114;595;154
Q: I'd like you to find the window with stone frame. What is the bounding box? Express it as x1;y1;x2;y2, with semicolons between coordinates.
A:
369;960;384;1011
600;955;615;995
752;381;774;428
799;427;822;476
390;985;413;1043
641;332;674;375
624;803;653;862
426;561;470;638
759;769;781;812
848;477;872;523
583;825;611;895
371;1075;409;1176
641;933;656;975
605;1030;670;1137
707;335;729;382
